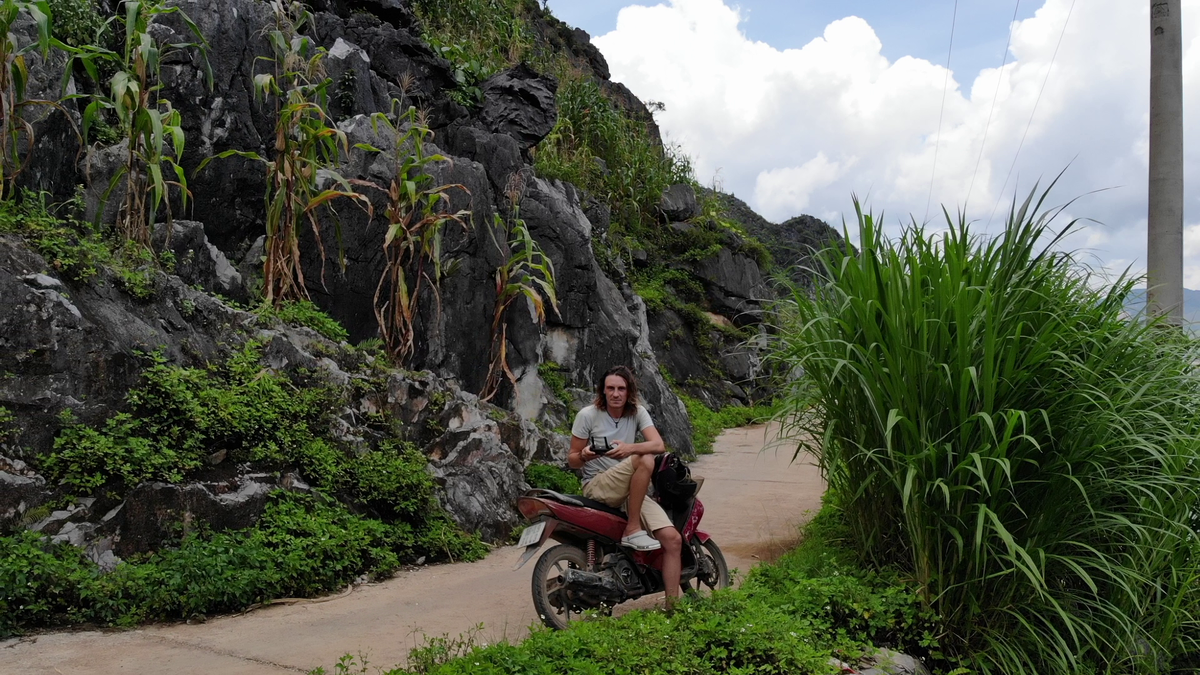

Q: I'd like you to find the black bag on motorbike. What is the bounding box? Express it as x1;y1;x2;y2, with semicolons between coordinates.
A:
653;452;698;507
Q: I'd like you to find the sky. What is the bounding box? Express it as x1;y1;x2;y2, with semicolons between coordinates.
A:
548;0;1200;288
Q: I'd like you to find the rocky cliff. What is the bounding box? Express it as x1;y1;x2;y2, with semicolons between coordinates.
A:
0;0;839;562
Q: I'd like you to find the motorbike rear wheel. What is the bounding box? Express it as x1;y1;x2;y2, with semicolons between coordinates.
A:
687;537;730;596
532;544;594;630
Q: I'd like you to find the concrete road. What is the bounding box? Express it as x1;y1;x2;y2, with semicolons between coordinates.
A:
1;425;824;674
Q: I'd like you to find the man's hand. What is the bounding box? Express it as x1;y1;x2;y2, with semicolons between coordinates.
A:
606;439;634;459
580;444;598;462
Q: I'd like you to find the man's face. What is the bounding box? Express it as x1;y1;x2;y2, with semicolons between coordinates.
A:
603;374;628;412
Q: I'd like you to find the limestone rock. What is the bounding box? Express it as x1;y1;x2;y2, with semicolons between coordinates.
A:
152;220;245;301
659;184;700;222
112;472;275;556
477;64;559;153
857;649;932;675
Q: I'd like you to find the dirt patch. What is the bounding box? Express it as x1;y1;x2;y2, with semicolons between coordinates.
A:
723;532;803;564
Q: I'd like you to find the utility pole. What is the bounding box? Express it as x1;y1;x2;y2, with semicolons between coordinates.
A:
1147;0;1184;325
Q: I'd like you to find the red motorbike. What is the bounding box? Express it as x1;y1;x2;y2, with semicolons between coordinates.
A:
514;475;730;630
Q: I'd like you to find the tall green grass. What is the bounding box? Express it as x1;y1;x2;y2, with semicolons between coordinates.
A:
773;188;1200;674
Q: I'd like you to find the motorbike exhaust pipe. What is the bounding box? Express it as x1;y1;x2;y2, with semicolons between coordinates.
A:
563;568;626;603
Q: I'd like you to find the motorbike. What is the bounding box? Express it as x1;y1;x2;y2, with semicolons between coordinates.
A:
513;471;730;630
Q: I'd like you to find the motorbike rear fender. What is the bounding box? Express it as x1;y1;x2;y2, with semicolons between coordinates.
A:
692;530;712;544
512;519;557;571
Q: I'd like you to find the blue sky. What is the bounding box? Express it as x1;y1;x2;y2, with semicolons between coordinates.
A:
546;0;1200;288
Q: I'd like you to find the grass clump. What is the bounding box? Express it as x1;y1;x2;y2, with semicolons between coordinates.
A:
524;462;580;494
410;0;537;105
773;188;1200;674
536;74;691;242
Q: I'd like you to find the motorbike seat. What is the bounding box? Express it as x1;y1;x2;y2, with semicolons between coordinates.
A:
527;489;629;520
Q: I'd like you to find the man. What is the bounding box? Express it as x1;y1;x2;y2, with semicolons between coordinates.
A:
568;365;682;603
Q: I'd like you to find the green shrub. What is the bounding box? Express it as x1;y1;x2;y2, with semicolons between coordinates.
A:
411;0;536;101
46;0;104;47
0;190;110;282
0;492;487;636
351;441;438;519
43;342;339;491
258;299;350;342
0;404;15;442
524;462;580;494
536;361;571;407
773;190;1200;674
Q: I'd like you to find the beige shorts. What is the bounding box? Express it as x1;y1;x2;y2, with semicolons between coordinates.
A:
582;457;674;534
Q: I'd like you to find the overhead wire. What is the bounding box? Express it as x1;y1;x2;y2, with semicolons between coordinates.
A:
964;0;1021;209
924;0;960;224
987;0;1077;225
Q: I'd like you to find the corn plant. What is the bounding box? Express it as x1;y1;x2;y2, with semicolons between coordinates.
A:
71;0;209;249
199;0;370;305
772;186;1200;674
362;99;469;364
480;173;558;401
0;0;54;200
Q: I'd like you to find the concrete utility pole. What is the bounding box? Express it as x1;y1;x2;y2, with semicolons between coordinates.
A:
1147;0;1184;325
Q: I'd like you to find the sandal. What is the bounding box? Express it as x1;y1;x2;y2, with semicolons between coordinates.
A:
620;530;662;551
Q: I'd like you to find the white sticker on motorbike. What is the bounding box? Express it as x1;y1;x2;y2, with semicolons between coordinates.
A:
517;521;546;548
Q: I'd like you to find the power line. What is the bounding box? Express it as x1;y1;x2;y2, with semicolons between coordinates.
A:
988;0;1077;225
965;0;1020;209
924;0;960;224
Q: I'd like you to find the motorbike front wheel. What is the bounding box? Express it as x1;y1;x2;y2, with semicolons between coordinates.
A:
687;537;730;596
532;544;594;630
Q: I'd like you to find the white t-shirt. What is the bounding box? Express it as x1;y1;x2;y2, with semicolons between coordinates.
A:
571;404;655;484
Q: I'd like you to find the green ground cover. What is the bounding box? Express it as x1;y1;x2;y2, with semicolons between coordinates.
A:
313;506;939;675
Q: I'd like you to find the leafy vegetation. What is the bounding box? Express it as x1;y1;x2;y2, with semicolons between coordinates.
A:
0;491;485;637
5;338;489;636
524;462;580;494
45;0;103;47
313;505;937;675
680;392;774;455
258;299;349;342
773;189;1200;674
481;174;558;401
73;0;209;249
199;0;370;305
42;342;336;491
410;0;537;105
365;99;470;364
0;0;56;201
536;74;691;245
0;188;156;296
536;360;572;408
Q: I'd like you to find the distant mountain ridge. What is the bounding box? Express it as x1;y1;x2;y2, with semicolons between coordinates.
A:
1123;287;1200;327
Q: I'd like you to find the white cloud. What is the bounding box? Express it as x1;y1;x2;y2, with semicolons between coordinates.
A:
753;152;848;217
594;0;1200;281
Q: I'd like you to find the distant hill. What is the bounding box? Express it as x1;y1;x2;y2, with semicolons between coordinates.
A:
1123;287;1200;327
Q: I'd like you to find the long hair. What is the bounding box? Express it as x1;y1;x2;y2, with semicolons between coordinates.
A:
593;365;639;417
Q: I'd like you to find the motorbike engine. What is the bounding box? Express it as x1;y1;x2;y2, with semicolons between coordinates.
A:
601;553;644;597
